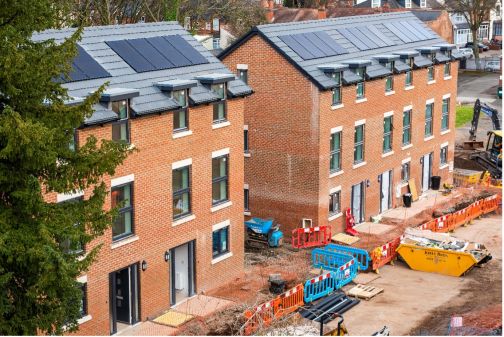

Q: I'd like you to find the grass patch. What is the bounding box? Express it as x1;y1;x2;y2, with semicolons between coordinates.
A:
456;105;474;127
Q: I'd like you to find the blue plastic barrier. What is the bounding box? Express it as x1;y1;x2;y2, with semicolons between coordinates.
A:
320;243;371;271
303;271;337;303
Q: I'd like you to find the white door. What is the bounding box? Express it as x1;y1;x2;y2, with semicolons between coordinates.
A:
380;171;391;213
422;154;431;192
351;183;364;223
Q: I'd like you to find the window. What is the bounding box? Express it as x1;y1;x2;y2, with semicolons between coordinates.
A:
383;116;393;153
427;66;434;81
212;155;228;205
205;22;211;30
213;38;220;50
212;84;227;123
244;129;249;154
68;129;77;152
425;103;434;137
440;146;448;165
354;124;365;163
401;162;410;182
331;72;342;105
329;191;341;215
385;76;393;92
244;188;250;211
420;0;426;7
111;183;133;240
405;70;413;87
354;68;365;99
330;131;342;173
444;63;451;77
60;196;84;256
405;0;412;7
173;166;191;219
173;90;188;132
494;21;502;37
79;283;88;318
112;100;130;144
212;226;229;258
212;18;220;31
371;0;380;7
238;69;248;84
441;98;450;131
478;24;489;40
402;109;412;146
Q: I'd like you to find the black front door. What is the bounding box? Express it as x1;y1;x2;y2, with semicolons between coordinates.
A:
109;263;140;335
115;268;130;323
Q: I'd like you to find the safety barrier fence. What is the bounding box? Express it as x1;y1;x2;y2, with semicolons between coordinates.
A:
370;237;401;271
303;272;336;304
312;249;358;287
319;243;371;271
291;225;332;249
242;284;304;335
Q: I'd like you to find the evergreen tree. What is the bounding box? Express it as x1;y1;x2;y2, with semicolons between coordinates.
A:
0;0;130;334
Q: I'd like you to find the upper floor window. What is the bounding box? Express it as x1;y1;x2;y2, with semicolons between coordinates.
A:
213;38;221;50
371;0;381;7
244;129;249;154
330;131;342;173
173;90;189;132
420;0;427;7
244;187;250;211
441;98;450;131
354;124;365;163
440;146;448;165
238;69;248;84
68;129;78;152
383;116;393;153
354;67;366;99
405;70;413;87
205;22;211;30
211;84;227;124
427;66;434;82
212;18;220;31
78;282;88;318
401;162;410;182
212;155;229;205
59;196;85;256
212;226;229;258
173;165;191;219
402;109;412;146
112;100;130;144
111;182;133;241
405;0;412;8
425;103;434;137
331;72;342;105
444;63;451;77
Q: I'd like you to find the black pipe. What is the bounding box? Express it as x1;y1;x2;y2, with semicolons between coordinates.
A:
301;293;345;320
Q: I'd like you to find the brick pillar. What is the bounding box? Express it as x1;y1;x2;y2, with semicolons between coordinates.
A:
318;5;327;19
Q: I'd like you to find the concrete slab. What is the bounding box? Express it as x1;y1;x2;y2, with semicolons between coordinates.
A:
115;321;177;336
352;273;381;285
353;222;394;235
173;294;234;317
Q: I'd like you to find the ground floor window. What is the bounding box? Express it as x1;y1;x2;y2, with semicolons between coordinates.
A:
212;226;229;258
329;191;341;215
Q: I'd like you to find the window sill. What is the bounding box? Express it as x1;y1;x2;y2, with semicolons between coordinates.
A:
355;98;367;104
439;164;449;170
244;211;251;216
211;200;233;213
329;170;344;178
427;80;436;85
440;129;451;135
385;90;395;96
444;76;452;80
382;150;394;158
172;214;196;227
328;212;343;221
331;103;344;110
78;315;92;325
352;161;367;169
212;252;233;265
401;143;413;150
244;153;251;158
111;235;139;250
212;121;231;129
405;85;415;91
424;135;435;141
172;130;193;139
399;181;409;188
127;144;136;151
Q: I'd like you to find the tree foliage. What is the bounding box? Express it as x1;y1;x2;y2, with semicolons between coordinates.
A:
0;0;130;334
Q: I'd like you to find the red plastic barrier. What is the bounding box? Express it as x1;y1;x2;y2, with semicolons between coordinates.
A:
371;237;401;271
291;225;331;249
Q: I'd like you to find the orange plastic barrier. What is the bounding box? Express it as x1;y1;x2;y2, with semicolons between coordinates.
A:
291;225;332;249
242;284;304;335
371;237;401;271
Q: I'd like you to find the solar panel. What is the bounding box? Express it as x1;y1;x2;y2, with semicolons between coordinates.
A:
408;21;435;39
278;32;347;61
106;35;208;73
337;28;368;51
348;27;379;49
367;25;395;46
400;21;426;40
384;22;413;43
66;45;110;82
356;27;387;48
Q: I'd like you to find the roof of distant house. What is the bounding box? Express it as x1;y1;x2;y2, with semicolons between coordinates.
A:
411;10;442;21
220;11;458;90
33;22;251;126
354;0;443;9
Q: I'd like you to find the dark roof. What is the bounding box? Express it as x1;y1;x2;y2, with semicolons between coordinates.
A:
411;10;442;22
219;12;447;90
33;22;252;126
355;0;443;9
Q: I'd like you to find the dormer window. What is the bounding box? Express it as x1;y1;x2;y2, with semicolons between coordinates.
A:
353;68;366;99
330;72;343;105
172;90;189;132
112;100;130;144
212;83;227;124
384;62;394;93
427;66;434;81
405;0;412;8
420;0;427;7
372;0;381;7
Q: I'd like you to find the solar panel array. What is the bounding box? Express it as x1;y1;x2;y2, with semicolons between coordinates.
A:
278;31;348;61
338;21;435;51
106;35;209;73
67;45;111;82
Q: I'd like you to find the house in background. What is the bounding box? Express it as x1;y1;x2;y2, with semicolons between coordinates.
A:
450;12;490;46
490;0;502;41
220;12;460;234
35;22;251;335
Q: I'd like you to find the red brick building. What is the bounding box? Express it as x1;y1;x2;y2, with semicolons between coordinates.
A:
34;22;251;335
220;12;460;234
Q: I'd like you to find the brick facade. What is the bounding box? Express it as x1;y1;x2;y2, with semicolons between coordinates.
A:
46;98;245;335
221;34;457;234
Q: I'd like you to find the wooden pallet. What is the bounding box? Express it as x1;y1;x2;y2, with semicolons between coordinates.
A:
347;284;383;300
331;233;360;245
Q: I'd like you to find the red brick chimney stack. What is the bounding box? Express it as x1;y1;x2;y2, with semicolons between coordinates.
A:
318;4;327;19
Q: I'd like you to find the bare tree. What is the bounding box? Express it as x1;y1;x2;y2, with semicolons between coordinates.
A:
445;0;497;67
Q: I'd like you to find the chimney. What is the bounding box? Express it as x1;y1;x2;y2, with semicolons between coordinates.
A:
268;0;274;9
318;4;327;19
266;0;274;22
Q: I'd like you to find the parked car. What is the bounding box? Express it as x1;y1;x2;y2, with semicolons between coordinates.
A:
465;42;490;52
458;47;474;59
485;60;501;72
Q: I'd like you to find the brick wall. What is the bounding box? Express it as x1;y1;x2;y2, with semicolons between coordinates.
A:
47;98;245;335
221;33;457;234
425;11;454;43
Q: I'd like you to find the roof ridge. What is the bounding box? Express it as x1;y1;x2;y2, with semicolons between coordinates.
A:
35;21;180;36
